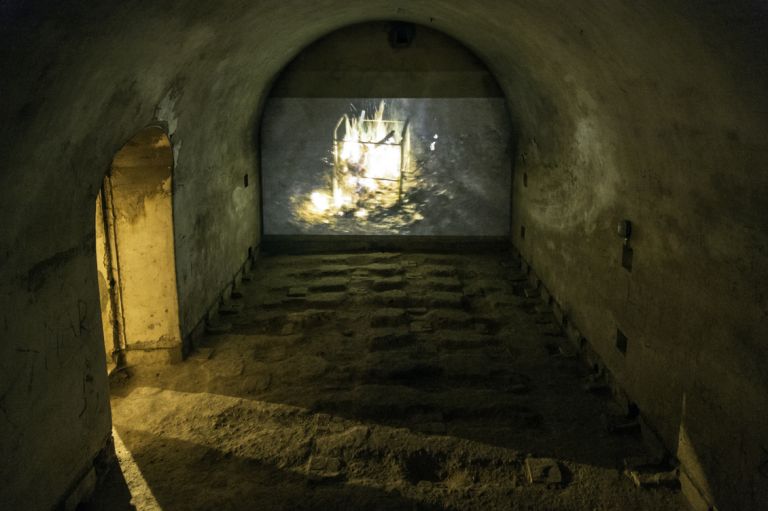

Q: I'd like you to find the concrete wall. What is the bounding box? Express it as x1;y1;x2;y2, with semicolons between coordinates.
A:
105;127;183;363
268;21;502;98
0;1;767;509
505;5;768;509
95;189;118;373
0;3;262;508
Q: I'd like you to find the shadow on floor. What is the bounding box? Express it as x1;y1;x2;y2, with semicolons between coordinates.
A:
88;427;454;511
110;327;641;472
79;455;135;511
102;252;683;511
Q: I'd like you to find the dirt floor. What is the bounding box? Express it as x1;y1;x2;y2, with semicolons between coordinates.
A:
91;251;685;511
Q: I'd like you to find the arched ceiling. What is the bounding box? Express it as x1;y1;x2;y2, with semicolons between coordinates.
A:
1;0;765;249
0;2;767;509
2;0;765;315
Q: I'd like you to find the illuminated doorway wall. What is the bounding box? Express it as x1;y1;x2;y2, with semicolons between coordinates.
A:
95;126;182;370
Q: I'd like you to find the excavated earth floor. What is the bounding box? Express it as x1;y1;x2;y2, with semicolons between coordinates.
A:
94;251;685;511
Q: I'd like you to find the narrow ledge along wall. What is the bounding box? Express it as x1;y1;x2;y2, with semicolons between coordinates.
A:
1;2;767;510
509;248;713;508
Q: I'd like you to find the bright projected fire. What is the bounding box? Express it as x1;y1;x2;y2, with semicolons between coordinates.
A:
262;97;512;236
297;101;411;224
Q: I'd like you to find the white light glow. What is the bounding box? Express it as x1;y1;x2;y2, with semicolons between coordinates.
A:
310;191;330;212
297;101;409;224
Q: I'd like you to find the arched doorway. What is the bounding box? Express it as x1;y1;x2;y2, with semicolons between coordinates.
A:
95;126;182;371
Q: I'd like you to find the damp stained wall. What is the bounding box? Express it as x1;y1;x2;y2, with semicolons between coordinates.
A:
0;2;767;510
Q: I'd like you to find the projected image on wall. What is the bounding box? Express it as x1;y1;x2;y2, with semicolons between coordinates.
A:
262;98;511;236
297;101;411;227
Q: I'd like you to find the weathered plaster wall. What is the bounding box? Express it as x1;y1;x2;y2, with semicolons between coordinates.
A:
95;190;118;373
107;128;182;359
0;3;263;508
1;1;767;509
506;5;768;510
268;21;502;99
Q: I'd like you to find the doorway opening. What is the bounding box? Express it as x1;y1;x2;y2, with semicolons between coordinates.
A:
95;126;182;372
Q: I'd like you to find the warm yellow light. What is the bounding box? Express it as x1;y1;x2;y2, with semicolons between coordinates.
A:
338;103;401;184
332;186;352;209
295;101;409;226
